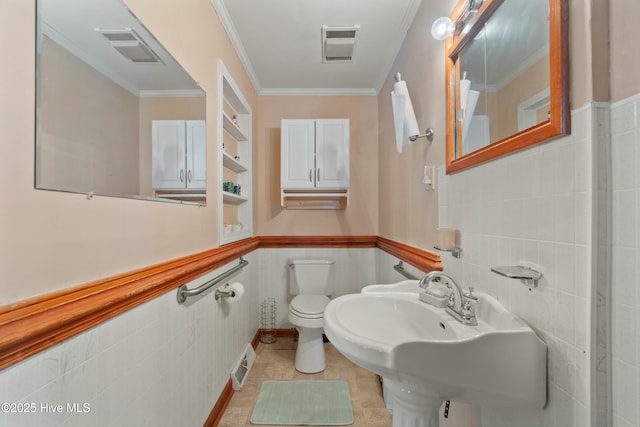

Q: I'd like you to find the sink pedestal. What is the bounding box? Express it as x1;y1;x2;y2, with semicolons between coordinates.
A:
385;379;442;427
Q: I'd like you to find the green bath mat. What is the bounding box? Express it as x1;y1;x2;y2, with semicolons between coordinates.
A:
250;380;354;425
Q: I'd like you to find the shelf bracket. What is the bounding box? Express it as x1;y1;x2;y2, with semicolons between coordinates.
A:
490;265;543;288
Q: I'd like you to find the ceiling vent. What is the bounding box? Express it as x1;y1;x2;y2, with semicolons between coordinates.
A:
322;25;359;63
95;28;164;65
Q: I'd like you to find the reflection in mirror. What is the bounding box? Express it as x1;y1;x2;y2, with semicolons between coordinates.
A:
444;0;569;173
36;0;206;204
458;0;549;154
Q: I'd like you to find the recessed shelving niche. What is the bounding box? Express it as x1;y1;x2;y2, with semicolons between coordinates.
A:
218;60;252;244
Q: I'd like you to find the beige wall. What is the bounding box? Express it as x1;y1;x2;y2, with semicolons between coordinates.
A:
0;0;256;305
489;56;550;142
377;0;450;250
610;0;640;101
37;37;140;196
255;96;379;236
570;0;611;105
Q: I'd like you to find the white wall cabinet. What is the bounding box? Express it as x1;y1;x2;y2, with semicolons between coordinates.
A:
281;119;349;190
152;120;206;191
218;60;252;244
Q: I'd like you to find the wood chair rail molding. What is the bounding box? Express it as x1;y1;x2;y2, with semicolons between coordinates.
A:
0;235;439;371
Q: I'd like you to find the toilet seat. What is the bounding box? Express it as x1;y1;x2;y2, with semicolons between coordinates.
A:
289;295;330;319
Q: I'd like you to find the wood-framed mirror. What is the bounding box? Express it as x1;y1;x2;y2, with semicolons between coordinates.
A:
444;0;569;174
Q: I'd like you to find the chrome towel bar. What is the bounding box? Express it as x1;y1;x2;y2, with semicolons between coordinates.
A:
393;261;418;280
177;257;248;304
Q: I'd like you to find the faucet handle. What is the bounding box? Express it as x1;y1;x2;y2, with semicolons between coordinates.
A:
464;286;478;301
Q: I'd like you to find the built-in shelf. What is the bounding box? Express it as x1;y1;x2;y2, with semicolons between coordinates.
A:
223;191;248;204
222;229;252;242
222;151;248;172
218;60;253;245
222;112;248;141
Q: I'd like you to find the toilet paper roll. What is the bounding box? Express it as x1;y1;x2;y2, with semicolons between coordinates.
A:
225;282;245;304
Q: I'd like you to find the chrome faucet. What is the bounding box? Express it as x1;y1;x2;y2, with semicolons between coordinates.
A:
418;271;478;326
418;270;445;289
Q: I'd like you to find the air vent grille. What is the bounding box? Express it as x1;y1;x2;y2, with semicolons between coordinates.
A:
325;30;357;39
95;28;163;65
322;25;359;63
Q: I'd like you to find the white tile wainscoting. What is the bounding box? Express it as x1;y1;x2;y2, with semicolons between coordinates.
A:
0;253;261;427
438;101;621;427
610;93;640;427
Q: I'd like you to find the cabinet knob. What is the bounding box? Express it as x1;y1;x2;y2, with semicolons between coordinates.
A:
187;170;192;182
316;168;320;182
180;169;184;182
309;169;313;182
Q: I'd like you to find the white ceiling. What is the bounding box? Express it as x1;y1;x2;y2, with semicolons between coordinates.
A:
212;0;423;96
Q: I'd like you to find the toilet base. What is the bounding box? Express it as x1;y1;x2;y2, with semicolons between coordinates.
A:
294;326;326;373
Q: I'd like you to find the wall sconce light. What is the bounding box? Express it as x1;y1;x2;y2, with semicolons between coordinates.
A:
431;0;484;40
431;16;456;41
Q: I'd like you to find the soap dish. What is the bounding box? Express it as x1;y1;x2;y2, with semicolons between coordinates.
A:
419;291;448;308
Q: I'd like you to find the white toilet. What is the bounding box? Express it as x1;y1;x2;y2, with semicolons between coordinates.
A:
288;258;335;373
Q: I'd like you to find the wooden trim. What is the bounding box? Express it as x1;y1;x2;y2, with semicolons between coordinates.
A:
203;379;234;427
376;237;442;273
444;0;570;174
275;328;296;338
0;235;438;372
0;237;260;371
258;235;378;248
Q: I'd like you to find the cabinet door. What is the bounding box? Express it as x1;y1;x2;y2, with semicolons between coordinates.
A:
315;119;349;189
152;120;187;189
186;120;206;189
281;119;315;189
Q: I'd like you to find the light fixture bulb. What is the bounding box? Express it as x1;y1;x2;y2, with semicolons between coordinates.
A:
431;16;454;40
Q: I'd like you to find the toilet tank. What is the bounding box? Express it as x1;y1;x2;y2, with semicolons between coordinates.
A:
289;259;335;296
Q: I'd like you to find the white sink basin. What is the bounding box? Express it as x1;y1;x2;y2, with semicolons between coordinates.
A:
323;291;547;414
360;279;422;295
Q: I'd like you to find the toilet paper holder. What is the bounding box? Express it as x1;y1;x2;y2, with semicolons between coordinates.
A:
215;283;237;300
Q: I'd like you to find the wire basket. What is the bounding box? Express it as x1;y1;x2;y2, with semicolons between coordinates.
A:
259;298;277;344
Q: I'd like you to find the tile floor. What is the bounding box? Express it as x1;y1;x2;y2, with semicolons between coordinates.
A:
217;337;393;427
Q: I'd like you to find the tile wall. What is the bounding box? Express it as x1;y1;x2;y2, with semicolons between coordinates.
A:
0;253;259;427
610;93;640;427
438;105;598;427
258;248;378;328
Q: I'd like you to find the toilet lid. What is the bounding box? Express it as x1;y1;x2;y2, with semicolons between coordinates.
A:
290;295;330;318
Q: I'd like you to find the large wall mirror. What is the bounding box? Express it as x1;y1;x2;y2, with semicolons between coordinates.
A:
444;0;569;173
36;0;207;204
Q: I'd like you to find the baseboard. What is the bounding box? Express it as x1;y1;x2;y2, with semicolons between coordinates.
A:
203;379;234;427
275;328;296;337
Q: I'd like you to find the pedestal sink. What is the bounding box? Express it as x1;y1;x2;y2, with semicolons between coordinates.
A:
323;285;547;427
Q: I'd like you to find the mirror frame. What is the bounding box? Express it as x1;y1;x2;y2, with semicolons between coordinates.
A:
444;0;570;174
